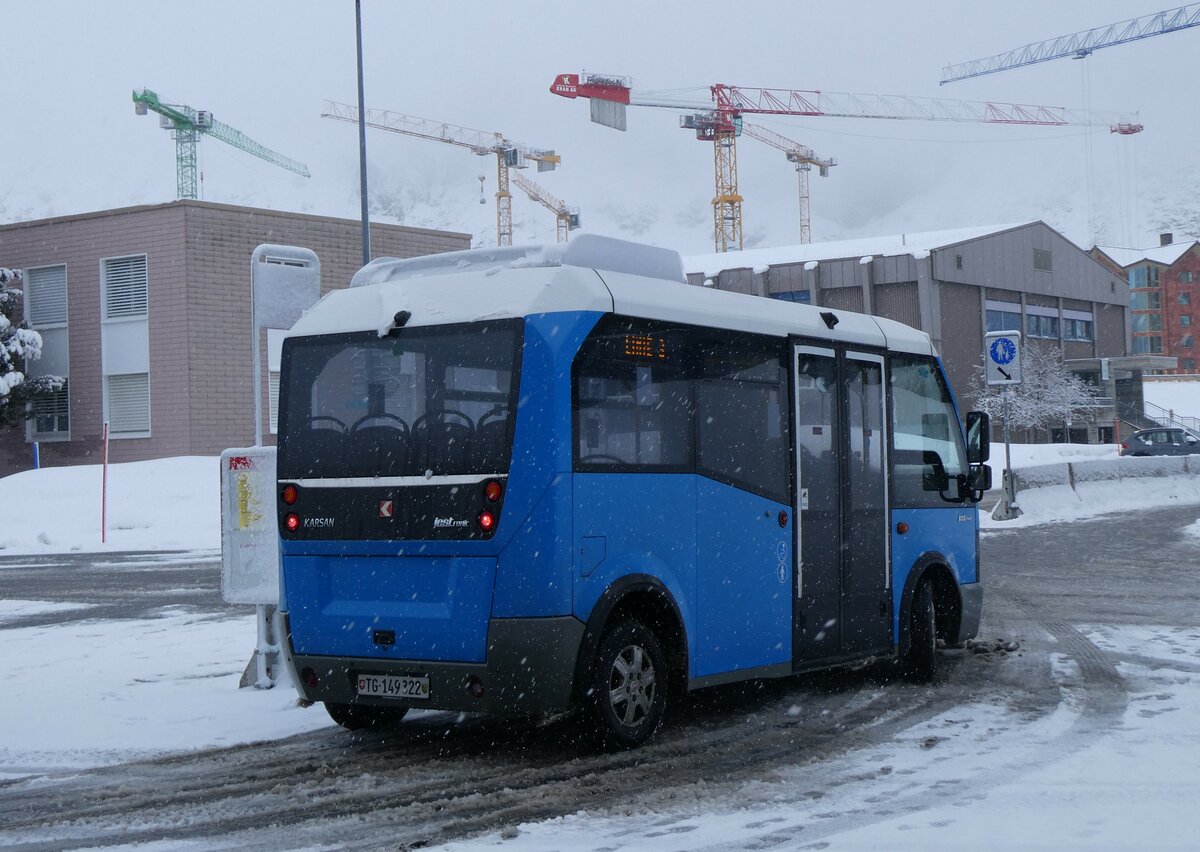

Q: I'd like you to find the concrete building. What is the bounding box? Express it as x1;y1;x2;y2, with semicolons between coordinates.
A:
1091;235;1200;374
685;221;1137;442
0;201;470;476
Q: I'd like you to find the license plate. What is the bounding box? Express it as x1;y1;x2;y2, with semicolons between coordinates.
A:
356;673;430;700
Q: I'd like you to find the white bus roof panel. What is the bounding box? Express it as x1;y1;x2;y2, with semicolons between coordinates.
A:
286;236;933;357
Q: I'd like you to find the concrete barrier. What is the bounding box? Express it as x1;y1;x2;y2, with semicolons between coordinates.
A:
1011;455;1197;498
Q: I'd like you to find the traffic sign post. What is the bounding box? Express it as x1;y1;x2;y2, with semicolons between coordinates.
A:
985;331;1022;519
985;330;1022;385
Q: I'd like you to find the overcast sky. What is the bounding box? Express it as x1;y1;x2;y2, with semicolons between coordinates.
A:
4;1;1196;254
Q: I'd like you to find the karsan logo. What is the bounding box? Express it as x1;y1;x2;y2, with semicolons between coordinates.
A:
433;517;469;529
303;517;336;529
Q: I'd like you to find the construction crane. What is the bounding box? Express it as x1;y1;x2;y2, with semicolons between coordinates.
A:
511;172;580;243
551;72;1143;252
740;123;833;245
322;100;560;247
132;88;310;200
941;3;1200;84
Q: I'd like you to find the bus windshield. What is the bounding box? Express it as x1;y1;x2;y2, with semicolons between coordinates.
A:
278;319;521;479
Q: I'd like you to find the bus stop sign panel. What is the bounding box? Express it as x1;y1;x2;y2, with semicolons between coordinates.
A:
985;330;1022;386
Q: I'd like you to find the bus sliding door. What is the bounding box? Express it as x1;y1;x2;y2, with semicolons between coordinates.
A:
792;345;890;666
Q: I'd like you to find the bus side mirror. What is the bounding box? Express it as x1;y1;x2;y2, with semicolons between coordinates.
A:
964;464;992;500
966;411;990;464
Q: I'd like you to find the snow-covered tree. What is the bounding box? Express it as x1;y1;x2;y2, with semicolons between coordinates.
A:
968;338;1100;438
1;267;65;428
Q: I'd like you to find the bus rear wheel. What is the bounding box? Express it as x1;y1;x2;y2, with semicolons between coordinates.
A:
588;619;668;750
325;701;408;731
902;579;938;682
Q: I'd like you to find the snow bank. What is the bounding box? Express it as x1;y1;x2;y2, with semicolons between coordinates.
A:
0;457;220;555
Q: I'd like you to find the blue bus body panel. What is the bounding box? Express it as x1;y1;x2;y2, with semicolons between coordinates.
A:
280;311;602;663
285;554;496;662
573;473;697;668
889;506;978;641
492;311;601;618
694;480;792;676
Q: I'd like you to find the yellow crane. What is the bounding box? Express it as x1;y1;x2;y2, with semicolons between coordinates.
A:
322;101;560;246
511;172;580;242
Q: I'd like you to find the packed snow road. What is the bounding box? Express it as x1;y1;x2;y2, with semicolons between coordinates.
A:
1;505;1198;850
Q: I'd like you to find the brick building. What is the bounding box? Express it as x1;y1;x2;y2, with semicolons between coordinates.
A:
0;201;470;475
1091;234;1200;374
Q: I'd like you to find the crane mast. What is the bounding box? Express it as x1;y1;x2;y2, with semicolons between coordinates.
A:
551;71;1142;252
510;172;580;242
740;122;834;245
132;88;310;200
941;3;1200;84
322;101;560;247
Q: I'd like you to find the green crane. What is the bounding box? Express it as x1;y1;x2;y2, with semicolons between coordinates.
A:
132;88;311;200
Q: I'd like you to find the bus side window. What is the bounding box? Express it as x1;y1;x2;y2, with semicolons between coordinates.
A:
889;355;968;508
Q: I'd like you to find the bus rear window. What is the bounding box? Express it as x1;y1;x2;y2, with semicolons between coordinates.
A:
278;320;521;479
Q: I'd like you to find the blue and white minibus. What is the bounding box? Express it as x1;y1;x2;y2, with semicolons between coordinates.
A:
276;236;990;748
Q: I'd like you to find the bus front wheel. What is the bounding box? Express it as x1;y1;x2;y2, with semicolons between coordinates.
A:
588;619;668;750
325;701;408;731
902;579;938;682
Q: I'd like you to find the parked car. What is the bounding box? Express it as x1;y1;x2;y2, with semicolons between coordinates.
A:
1120;427;1200;456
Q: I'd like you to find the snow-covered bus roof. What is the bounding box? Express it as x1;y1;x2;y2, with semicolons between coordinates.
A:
285;235;933;356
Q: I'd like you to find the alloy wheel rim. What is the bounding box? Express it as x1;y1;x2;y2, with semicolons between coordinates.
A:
608;643;657;726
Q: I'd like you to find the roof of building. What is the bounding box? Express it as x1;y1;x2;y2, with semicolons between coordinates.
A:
683;222;1033;278
1093;241;1196;269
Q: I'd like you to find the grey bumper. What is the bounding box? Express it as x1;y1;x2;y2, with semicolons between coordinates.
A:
287;615;586;715
958;582;983;643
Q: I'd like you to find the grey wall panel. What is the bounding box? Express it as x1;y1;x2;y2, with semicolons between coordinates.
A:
819;286;864;312
873;282;920;330
718;268;755;295
1095;303;1128;357
937;282;984;411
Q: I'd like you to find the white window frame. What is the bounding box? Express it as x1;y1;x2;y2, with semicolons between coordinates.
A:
23;264;71;442
100;254;151;439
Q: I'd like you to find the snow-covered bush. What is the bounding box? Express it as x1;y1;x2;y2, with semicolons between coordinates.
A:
1;267;65;427
968;338;1100;438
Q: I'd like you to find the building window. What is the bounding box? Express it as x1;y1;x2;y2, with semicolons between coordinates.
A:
101;255;149;319
24;265;70;441
1033;249;1052;272
32;381;69;435
1131;291;1161;310
1131;336;1163;354
1182;358;1197;371
955;254;963;270
105;373;151;435
1184;335;1195;349
1183;315;1192;327
1182;292;1192;306
1130;265;1160;288
1131;313;1163;332
769;290;811;303
1026;313;1059;339
986;307;1021;332
1181;271;1193;283
1063;318;1094;341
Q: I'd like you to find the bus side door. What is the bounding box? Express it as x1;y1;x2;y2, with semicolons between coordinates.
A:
792;345;890;665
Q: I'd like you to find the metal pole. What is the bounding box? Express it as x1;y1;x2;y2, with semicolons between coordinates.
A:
101;421;110;543
1002;388;1020;517
355;0;371;267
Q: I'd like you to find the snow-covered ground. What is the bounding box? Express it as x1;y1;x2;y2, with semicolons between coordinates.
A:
3;451;1200;848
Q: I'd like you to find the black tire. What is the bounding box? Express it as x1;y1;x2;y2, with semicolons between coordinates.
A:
902;579;938;683
587;619;669;750
325;701;409;731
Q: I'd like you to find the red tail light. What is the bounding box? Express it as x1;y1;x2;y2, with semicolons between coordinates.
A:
477;510;496;533
484;479;503;502
285;513;301;533
281;484;298;505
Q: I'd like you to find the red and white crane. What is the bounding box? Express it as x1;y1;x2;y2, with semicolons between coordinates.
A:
550;72;1142;252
